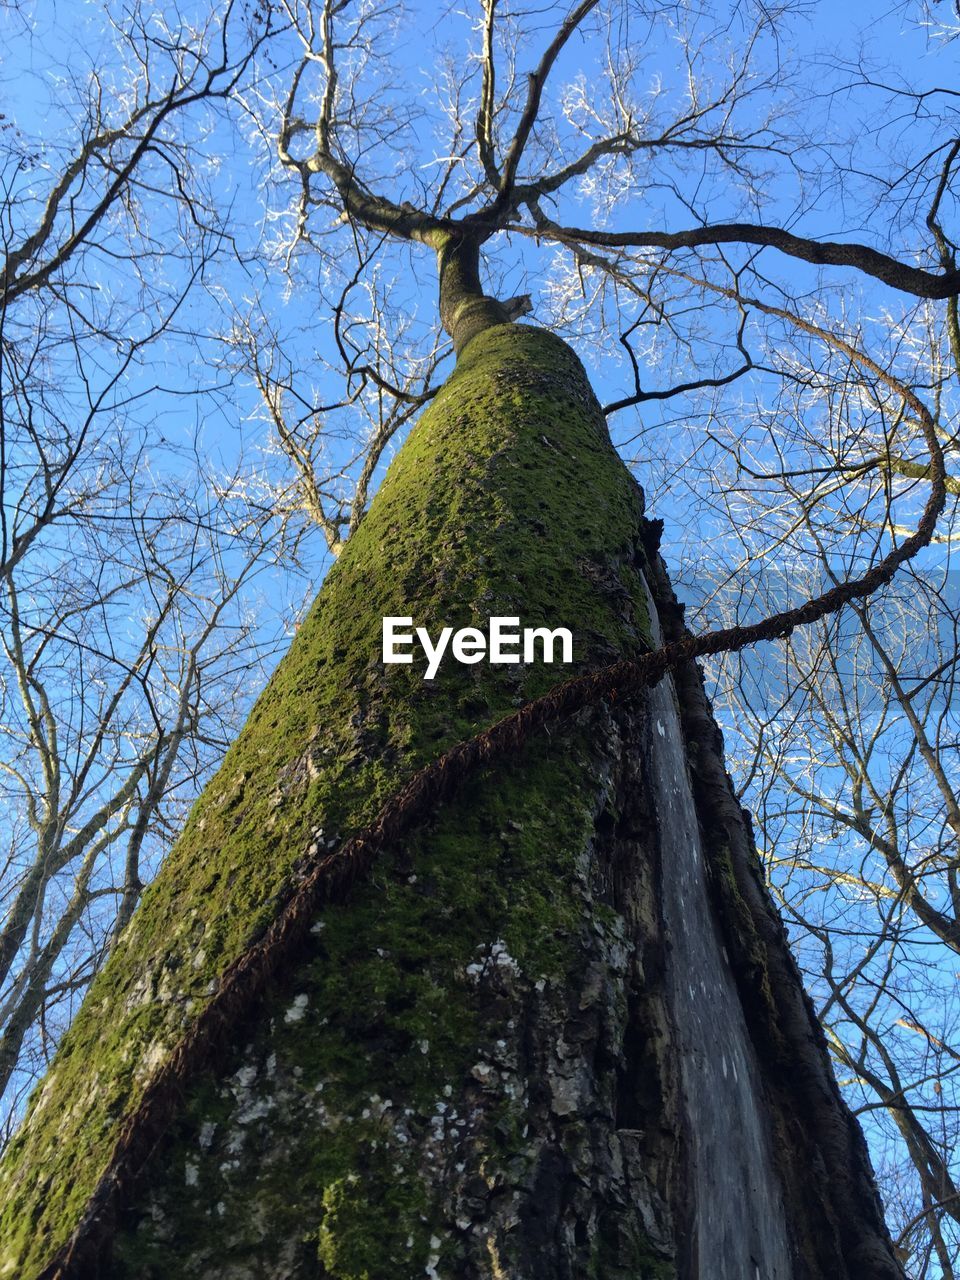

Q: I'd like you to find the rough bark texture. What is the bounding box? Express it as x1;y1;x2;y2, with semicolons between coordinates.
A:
0;324;900;1278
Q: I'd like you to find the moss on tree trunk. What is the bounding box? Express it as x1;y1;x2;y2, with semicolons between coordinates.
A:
0;325;901;1279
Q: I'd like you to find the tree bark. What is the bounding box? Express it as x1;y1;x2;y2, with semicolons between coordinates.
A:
0;322;901;1279
436;231;513;355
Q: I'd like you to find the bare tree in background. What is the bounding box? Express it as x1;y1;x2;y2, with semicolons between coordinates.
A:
226;271;446;558
0;0;300;1139
686;287;960;1273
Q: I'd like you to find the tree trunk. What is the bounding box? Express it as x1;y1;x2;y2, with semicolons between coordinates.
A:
0;323;901;1279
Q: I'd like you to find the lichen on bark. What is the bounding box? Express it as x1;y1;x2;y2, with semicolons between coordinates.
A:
109;699;682;1279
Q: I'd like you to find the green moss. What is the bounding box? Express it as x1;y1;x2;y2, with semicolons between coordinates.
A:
315;1161;434;1280
0;325;655;1276
707;839;787;1061
589;1215;675;1279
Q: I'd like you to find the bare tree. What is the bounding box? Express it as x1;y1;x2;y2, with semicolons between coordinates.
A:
673;275;960;1273
1;3;960;1279
225;272;446;559
0;0;303;1140
0;427;285;1141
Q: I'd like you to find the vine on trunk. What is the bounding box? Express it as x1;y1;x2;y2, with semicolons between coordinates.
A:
40;312;945;1278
